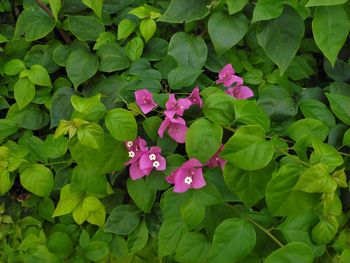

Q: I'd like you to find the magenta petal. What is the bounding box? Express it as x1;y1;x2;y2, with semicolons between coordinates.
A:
188;87;203;108
234;86;254;99
129;162;146;180
168;123;187;143
135;89;157;114
165;94;177;111
156;155;167;171
173;170;191;193
139;154;153;170
176;98;192;116
158;119;170;137
166;170;177;184
218;64;235;80
192;168;206;189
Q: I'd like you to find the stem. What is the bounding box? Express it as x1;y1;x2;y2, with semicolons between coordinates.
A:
45;160;74;166
35;0;71;44
246;217;284;248
224;126;236;133
277;148;311;167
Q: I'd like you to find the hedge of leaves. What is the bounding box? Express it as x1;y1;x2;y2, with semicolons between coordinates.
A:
1;0;350;262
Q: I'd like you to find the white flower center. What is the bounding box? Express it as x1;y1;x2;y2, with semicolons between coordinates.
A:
149;154;156;161
184;176;192;185
128;151;135;158
126;141;133;148
153;161;160;168
179;105;183;109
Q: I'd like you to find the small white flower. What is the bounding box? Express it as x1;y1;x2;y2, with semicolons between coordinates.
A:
126;141;133;148
153;161;160;168
184;176;192;185
128;151;135;158
149;154;156;161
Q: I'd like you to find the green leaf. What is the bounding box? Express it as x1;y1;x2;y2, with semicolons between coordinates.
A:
257;7;304;74
221;125;274;171
104;205;141;235
127;178;156;213
7;104;49;130
49;0;61;20
306;0;348;7
117;19;135;40
192;182;222;206
299;99;335;128
252;0;283;23
286;118;329;142
66;49;99;89
294;163;337;193
243;69;264;85
264;242;314;263
50;87;75;128
52;184;84;217
311;216;338;245
226;0;248;15
285;56;315;81
312;6;350;66
224;162;274;208
71;94;106;121
47;232;73;259
175;232;210;263
93;32;116;50
180;198;205;229
0;169;13;195
126;37;144;61
77;123;104;149
140;19;156;43
185;119;222;163
82;0;103;19
14;8;55;41
105;108;137;141
209;218;256;263
70;135;128;174
43;135;68;159
234;100;271;131
310;139;343;172
66;15;105;41
20;164;54;197
326;93;350;125
203;93;235;126
168;32;207;69
27;64;51;87
14;78;35;110
168;67;202;90
82;196;102;211
266;164;319;216
159;0;211;23
142;116;162;141
158;216;188;257
97;43;130;73
84;241;109;261
3;59;26;75
127;220;149;254
208;11;248;54
257;85;297;121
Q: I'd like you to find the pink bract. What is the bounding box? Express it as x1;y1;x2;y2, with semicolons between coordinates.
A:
206;145;227;170
187;87;203;108
225;85;254;100
139;146;166;176
166;158;206;193
216;64;244;88
165;94;192;117
158;114;188;143
135;89;157;114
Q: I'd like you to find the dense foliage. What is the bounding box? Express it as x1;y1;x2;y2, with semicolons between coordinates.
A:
0;0;350;262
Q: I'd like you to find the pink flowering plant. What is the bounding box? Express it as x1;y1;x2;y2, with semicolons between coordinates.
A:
1;1;350;262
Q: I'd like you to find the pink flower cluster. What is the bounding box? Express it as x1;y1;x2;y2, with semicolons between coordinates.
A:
134;87;202;144
125;137;166;180
125;137;226;192
216;64;254;99
158;87;202;143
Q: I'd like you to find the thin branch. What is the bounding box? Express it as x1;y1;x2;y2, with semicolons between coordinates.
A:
35;0;71;44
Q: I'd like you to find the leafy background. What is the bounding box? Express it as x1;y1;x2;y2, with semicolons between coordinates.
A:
0;0;350;262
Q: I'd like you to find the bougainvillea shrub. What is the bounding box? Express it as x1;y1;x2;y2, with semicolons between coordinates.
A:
0;0;350;262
